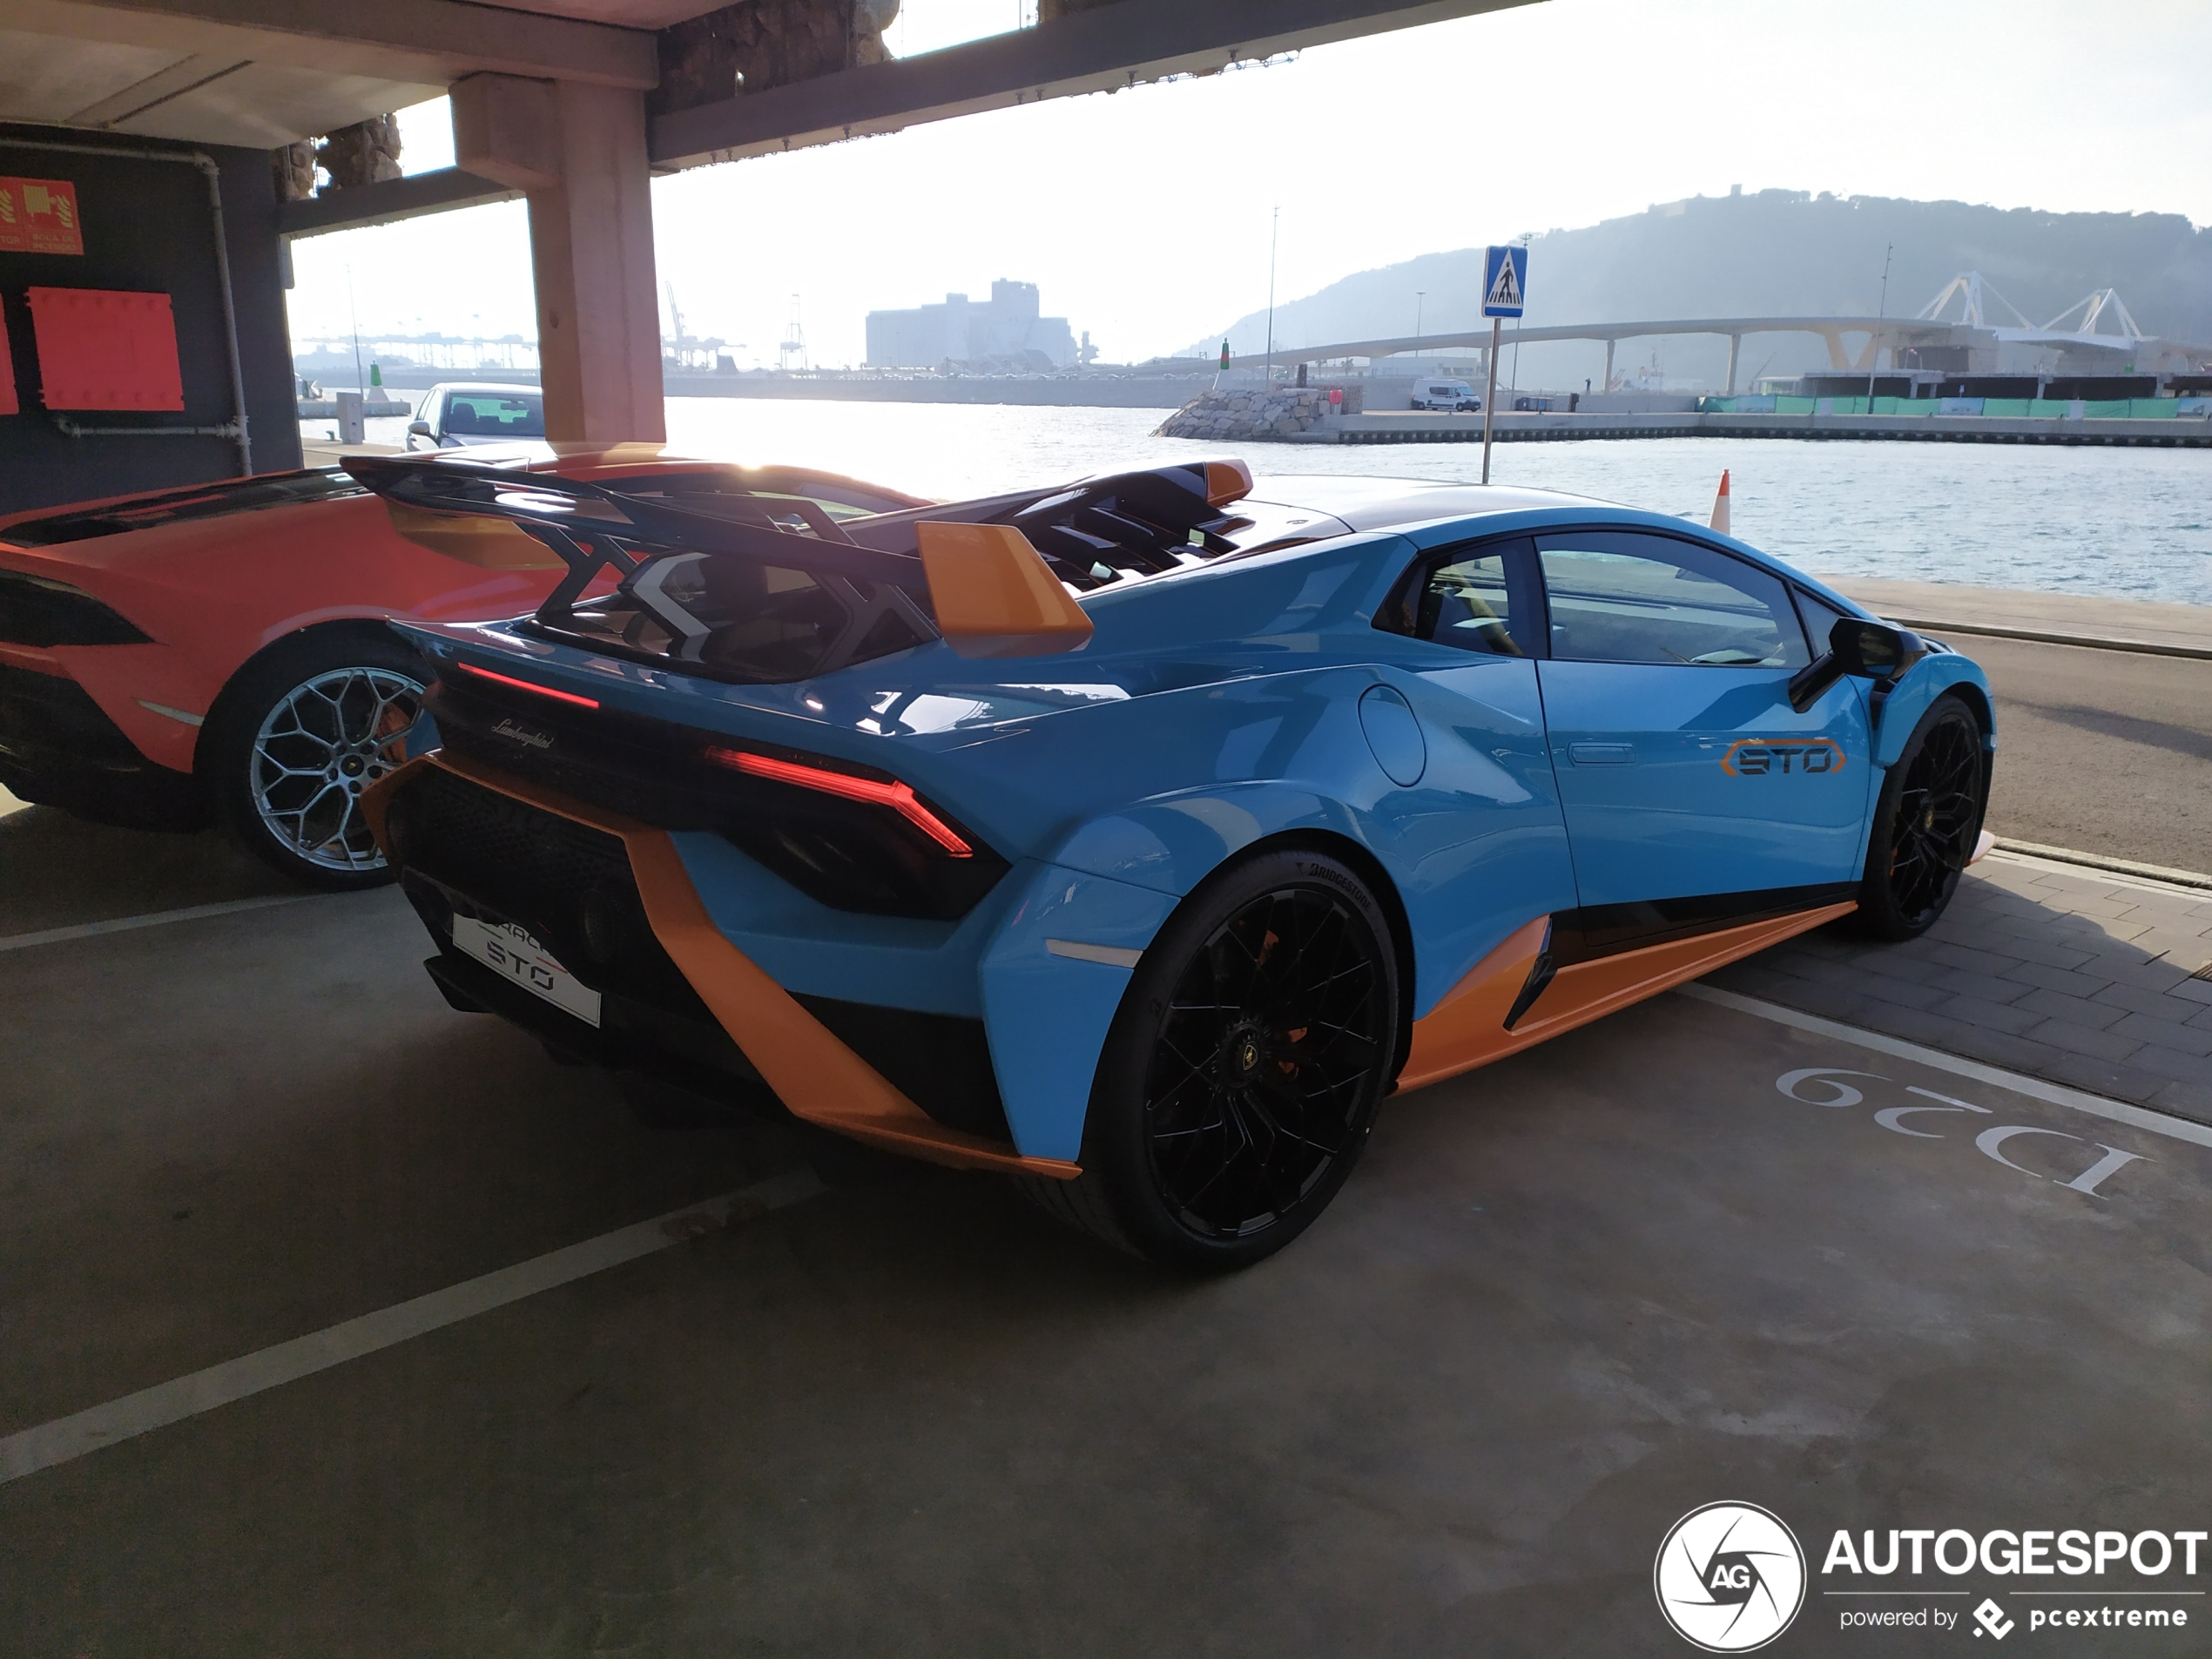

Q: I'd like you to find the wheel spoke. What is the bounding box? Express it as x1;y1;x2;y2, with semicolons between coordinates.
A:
1143;883;1389;1239
1881;711;1986;927
250;664;423;873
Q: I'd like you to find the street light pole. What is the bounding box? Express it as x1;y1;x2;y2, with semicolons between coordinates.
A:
1264;205;1279;386
1871;240;1893;404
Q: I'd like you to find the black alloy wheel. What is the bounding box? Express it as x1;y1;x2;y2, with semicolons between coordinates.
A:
1025;848;1400;1271
1855;695;1987;941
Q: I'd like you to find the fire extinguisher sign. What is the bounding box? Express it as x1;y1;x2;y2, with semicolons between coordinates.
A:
0;179;84;256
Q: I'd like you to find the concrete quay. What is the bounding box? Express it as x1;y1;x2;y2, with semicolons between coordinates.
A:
1321;409;2212;447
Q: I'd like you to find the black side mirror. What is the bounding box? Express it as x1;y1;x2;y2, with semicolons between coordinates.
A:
1831;617;1925;680
1786;617;1925;711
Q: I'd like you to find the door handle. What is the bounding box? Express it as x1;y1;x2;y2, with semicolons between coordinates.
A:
1568;742;1637;765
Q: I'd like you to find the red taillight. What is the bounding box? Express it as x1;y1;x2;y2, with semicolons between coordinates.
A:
452;660;601;709
704;746;974;858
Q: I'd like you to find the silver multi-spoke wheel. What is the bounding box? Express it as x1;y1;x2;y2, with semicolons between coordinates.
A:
249;666;423;873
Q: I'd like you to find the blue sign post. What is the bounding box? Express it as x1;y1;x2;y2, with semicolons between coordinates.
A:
1480;244;1527;483
1481;245;1527;319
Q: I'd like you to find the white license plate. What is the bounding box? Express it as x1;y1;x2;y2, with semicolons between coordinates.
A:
451;914;603;1028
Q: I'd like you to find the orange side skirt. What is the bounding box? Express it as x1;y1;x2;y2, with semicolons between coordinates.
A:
1397;901;1859;1094
364;751;1081;1180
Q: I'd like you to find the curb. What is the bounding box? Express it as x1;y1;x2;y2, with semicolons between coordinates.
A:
1993;838;2212;894
1879;617;2212;663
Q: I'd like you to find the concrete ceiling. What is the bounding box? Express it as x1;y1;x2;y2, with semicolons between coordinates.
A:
0;0;662;148
3;0;1549;200
0;28;447;145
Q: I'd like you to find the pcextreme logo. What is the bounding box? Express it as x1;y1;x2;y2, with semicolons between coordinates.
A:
1655;1502;1808;1651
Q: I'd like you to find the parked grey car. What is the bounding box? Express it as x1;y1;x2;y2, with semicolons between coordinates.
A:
405;383;546;449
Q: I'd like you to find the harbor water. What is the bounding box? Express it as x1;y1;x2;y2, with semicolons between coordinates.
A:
340;400;2212;606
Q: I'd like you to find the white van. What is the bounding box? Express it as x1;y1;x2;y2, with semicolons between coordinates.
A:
1410;379;1482;412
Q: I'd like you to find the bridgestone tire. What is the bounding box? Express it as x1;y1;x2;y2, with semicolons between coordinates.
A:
202;625;427;892
1853;693;1988;941
1022;846;1401;1271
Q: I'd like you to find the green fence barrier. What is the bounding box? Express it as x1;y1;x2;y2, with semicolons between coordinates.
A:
1708;395;2190;421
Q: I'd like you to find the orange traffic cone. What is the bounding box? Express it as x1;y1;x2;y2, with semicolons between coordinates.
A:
1709;469;1731;536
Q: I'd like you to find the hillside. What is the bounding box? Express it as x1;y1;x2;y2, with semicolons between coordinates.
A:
1194;190;2212;389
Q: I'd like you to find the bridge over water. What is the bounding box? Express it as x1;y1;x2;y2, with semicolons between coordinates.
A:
1231;276;2212;394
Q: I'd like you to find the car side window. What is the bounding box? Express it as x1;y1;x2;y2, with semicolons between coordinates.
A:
1535;530;1811;668
1377;537;1538;658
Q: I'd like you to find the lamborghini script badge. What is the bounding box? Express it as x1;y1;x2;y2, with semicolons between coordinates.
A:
493;718;554;751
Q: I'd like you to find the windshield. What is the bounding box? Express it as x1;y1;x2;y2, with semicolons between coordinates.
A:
443;393;545;440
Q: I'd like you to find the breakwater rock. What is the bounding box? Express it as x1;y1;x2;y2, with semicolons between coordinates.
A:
1154;386;1352;441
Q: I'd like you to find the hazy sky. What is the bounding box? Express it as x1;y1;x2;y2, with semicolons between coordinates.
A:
287;0;2212;366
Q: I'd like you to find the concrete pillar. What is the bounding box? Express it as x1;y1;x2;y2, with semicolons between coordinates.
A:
1724;334;1740;395
453;74;665;446
1602;339;1615;393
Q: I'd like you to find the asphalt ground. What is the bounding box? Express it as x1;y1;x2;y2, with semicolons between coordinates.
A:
1959;635;2212;876
5;834;2210;1654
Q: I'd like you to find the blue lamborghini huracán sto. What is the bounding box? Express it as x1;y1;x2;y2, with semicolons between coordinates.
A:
350;455;1994;1269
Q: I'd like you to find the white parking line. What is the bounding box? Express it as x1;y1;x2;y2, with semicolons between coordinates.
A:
0;895;314;954
0;1170;822;1485
1681;982;2212;1151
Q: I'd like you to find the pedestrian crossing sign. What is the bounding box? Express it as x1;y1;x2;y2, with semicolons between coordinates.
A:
1482;245;1527;319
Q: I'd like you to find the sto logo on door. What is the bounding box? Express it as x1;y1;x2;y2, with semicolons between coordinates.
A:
1722;738;1845;777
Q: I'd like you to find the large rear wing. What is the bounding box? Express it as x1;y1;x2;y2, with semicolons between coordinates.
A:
347;455;1258;683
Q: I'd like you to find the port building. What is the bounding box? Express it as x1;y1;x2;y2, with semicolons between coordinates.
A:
867;281;1078;371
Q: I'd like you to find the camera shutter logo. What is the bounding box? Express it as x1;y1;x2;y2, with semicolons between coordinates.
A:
1654;1502;1807;1651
